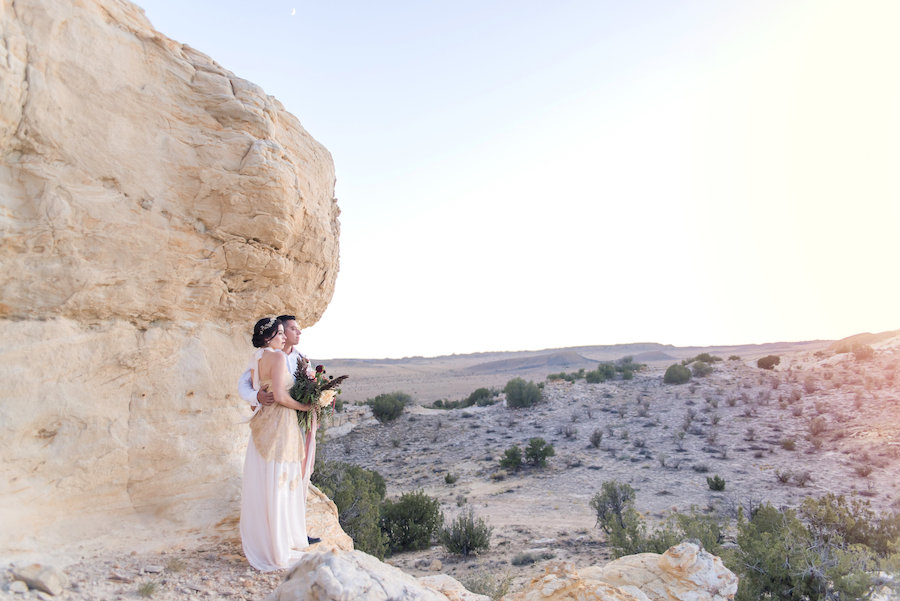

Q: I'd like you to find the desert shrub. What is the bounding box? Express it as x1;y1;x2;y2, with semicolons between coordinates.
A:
499;445;522;472
731;503;878;601
585;362;617;383
808;416;827;437
312;461;387;558
616;357;644;379
547;368;585;382
461;572;511;601
757;355;780;370
590;429;603;448
800;494;900;557
591;481;646;556
706;475;726;491
368;391;411;422
444;472;458;485
664;364;692;385
729;355;742;361
854;464;873;478
693;353;722;363
504;378;543;408
692;361;713;377
591;481;720;557
780;438;796;451
524;437;555;467
380;490;443;554
440;507;492;557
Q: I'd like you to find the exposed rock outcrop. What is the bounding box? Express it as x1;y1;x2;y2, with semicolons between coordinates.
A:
264;550;491;601
267;544;738;601
0;0;339;560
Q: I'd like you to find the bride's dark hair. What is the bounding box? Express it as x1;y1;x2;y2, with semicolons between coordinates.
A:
252;317;281;348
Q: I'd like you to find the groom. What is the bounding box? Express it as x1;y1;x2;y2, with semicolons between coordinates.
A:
237;314;321;545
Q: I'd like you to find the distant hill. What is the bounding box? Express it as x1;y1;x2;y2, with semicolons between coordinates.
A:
632;350;677;362
829;329;900;352
464;351;594;374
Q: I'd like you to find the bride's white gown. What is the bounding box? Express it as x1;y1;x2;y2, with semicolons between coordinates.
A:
240;348;309;571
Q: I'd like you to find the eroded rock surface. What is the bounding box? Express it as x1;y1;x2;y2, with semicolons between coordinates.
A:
264;550;490;601
580;543;738;601
0;0;339;560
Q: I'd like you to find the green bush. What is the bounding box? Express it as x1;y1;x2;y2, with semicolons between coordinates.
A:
499;445;522;472
440;507;492;557
380;490;443;554
312;461;387;558
757;355;781;370
800;494;900;557
706;475;726;491
368;391;411;422
728;355;741;361
524;437;555;467
504;378;543;408
664;364;692;384
732;503;877;601
589;483;898;601
691;361;713;377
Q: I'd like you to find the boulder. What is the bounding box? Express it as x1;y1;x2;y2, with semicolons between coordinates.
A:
501;544;737;601
580;543;738;601
263;550;489;601
0;0;339;560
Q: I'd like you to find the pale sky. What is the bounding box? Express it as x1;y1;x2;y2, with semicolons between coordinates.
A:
138;1;900;359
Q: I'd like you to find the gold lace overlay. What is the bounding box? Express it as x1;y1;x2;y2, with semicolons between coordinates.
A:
249;379;306;464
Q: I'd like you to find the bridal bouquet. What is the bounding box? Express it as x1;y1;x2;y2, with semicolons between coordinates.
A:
290;359;348;430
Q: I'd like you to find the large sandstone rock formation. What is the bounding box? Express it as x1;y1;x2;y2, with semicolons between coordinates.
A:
0;0;339;559
267;543;738;601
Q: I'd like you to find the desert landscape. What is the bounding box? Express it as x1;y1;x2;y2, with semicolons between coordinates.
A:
13;331;896;600
320;331;900;592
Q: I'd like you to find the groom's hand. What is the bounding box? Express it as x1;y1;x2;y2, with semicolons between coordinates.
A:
257;385;275;406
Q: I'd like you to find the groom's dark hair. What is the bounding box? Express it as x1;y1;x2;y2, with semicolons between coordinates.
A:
277;314;296;323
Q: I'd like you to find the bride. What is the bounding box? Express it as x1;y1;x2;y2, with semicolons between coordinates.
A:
240;317;314;571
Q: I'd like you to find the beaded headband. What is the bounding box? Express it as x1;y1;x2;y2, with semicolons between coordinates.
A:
256;317;277;335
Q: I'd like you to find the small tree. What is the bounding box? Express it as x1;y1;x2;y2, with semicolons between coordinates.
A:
312;461;387;558
368;392;412;422
504;378;543;408
499;445;522;472
524;437;555;467
664;364;692;384
440;508;492;557
757;355;780;370
380;490;443;554
706;475;726;491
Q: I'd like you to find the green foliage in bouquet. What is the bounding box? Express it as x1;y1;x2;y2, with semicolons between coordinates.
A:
380;490;444;554
289;361;348;429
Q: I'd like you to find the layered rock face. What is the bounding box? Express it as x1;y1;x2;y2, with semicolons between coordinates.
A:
0;0;339;558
